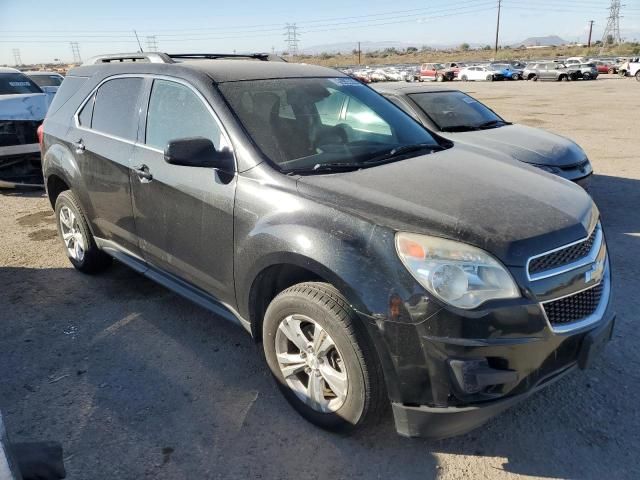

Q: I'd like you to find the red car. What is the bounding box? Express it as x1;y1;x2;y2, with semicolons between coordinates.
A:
419;63;455;82
595;61;617;74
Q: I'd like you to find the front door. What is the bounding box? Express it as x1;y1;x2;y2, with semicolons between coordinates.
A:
130;78;236;302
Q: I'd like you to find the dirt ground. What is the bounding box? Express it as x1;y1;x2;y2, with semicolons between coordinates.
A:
1;75;639;479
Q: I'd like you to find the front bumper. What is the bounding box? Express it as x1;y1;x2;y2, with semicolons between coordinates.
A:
391;312;615;438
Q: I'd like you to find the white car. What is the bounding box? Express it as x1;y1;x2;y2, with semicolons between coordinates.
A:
458;65;501;82
23;71;64;91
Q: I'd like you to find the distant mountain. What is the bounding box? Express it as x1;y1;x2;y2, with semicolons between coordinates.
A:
301;41;418;55
514;36;568;47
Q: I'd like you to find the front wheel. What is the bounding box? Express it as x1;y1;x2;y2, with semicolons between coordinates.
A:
54;190;112;273
583;72;591;80
263;282;386;432
512;73;521;80
486;74;494;82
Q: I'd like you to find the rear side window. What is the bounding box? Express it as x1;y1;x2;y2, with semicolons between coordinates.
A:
145;79;224;150
48;76;88;116
91;78;144;141
0;72;42;95
77;93;95;126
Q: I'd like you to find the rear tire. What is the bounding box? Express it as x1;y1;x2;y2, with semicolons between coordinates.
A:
583;72;591;80
54;190;111;274
263;282;386;432
530;74;538;82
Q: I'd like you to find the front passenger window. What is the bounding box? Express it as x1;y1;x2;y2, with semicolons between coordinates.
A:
146;79;224;151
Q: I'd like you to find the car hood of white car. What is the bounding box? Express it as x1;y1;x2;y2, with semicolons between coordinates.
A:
0;93;49;121
442;123;587;167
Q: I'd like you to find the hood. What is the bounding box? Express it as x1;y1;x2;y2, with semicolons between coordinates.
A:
296;144;597;266
0;93;48;121
442;124;587;167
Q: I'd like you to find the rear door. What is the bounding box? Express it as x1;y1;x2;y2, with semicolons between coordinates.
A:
130;78;236;301
72;76;144;255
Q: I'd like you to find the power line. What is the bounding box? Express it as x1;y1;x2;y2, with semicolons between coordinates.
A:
12;48;22;66
70;41;81;63
146;35;158;51
602;0;623;44
284;23;300;56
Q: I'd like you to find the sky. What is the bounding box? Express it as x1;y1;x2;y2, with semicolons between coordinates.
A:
1;0;640;65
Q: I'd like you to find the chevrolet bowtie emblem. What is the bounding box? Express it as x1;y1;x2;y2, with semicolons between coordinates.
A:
585;260;604;283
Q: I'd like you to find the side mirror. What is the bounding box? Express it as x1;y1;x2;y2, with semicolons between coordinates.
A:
164;137;234;171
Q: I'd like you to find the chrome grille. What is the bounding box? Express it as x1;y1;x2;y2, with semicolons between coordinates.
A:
543;283;603;325
528;226;598;277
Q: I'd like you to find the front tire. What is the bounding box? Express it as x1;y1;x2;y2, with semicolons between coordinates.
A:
486;74;494;82
583;72;592;80
54;190;111;274
263;282;386;432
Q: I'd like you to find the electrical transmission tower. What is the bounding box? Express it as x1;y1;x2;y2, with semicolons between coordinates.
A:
146;36;158;51
12;48;22;66
70;42;82;64
601;0;622;45
284;23;300;56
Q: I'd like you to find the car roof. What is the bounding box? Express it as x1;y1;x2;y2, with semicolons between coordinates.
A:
69;59;345;84
22;71;63;75
372;83;460;95
0;67;22;74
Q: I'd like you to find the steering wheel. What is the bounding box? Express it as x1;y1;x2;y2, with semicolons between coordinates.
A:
314;125;349;150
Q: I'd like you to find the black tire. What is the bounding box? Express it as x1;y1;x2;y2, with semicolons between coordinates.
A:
619;69;627;77
608;68;616;74
583;72;591;81
436;74;444;82
263;282;386;433
636;71;640;82
512;73;521;81
559;75;567;82
54;190;111;274
460;75;468;82
486;74;494;82
530;74;538;82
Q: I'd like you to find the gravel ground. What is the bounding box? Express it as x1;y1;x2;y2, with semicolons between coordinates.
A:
1;75;639;479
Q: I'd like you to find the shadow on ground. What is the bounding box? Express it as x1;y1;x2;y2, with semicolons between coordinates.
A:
1;173;638;479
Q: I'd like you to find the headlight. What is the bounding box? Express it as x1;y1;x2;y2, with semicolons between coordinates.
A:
395;233;520;309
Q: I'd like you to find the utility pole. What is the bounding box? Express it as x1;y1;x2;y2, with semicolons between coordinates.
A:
358;41;361;65
70;42;82;64
587;20;594;47
133;30;144;52
12;48;22;66
494;0;502;55
146;35;158;51
284;23;300;57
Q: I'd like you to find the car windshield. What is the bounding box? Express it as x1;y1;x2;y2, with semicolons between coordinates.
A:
408;91;507;132
219;77;444;174
29;74;63;87
0;73;43;95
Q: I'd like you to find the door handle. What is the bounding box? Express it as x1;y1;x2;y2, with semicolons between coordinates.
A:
72;140;85;154
133;164;153;183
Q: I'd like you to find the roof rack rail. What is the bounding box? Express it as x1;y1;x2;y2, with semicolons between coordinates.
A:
167;53;286;62
82;52;286;66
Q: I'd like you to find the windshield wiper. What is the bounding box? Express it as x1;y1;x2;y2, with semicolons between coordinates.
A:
440;125;479;132
364;143;444;164
284;163;366;175
476;120;511;130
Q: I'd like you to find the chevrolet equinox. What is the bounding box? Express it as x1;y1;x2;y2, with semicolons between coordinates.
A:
41;53;615;438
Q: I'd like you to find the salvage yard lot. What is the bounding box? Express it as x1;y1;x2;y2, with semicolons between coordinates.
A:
1;75;639;479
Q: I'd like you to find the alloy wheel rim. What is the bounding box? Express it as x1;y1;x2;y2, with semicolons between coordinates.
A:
275;314;348;413
59;206;86;262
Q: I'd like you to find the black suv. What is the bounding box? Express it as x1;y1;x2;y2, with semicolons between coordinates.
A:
41;53;615;439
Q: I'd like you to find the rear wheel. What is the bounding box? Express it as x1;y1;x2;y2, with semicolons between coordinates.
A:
583;72;592;80
263;282;386;432
530;74;538;82
559;75;568;82
54;191;111;274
